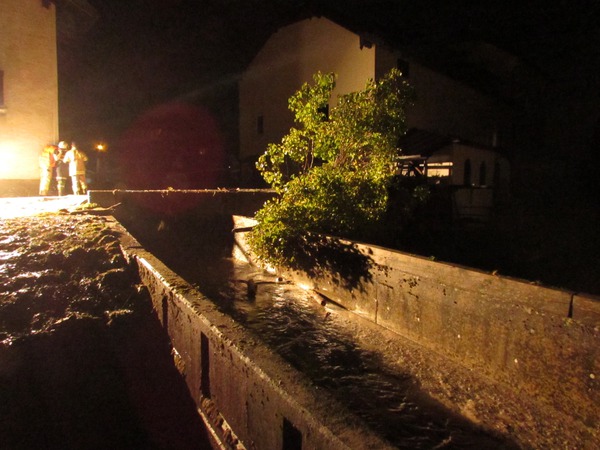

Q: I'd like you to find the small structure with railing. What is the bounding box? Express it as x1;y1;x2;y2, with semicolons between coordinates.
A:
397;128;511;223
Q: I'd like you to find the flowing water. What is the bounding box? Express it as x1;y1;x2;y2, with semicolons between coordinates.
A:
137;223;517;449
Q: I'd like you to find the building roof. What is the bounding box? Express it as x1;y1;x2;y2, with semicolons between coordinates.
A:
297;8;545;108
398;128;506;159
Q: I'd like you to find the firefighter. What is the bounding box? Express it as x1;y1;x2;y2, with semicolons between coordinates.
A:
38;144;56;196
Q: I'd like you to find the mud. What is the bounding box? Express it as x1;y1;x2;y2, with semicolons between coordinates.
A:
0;213;211;449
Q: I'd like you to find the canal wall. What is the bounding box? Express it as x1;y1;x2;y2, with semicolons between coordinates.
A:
232;215;600;446
89;188;276;220
115;222;394;450
90;190;599;446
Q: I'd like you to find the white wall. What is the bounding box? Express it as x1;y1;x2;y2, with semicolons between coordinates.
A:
0;0;58;180
239;17;375;160
239;16;514;169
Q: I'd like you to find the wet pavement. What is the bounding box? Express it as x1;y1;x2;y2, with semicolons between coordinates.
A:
0;195;88;219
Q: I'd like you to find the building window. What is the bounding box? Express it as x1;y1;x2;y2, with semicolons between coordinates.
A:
479;162;487;186
256;115;264;134
397;58;409;77
463;159;472;186
0;70;5;107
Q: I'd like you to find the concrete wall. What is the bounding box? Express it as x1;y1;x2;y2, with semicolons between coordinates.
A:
115;222;393;450
89;189;277;219
0;0;58;180
91;192;598;445
232;216;600;440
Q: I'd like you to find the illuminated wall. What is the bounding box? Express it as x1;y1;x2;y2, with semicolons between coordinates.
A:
239;17;376;160
0;0;58;180
239;16;514;163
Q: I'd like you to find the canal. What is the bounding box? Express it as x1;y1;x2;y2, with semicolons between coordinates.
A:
123;213;519;449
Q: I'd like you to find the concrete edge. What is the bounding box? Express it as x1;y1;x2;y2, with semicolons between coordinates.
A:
572;292;600;326
108;217;394;450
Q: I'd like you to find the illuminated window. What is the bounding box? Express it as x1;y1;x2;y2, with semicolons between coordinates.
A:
0;70;4;107
427;162;453;178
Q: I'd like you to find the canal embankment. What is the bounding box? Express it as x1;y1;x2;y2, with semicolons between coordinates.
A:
90;189;600;448
232;214;600;449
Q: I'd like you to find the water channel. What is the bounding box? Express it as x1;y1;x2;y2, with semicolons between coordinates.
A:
128;216;518;449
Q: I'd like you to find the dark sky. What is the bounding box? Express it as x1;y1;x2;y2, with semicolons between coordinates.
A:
57;0;600;167
58;0;304;148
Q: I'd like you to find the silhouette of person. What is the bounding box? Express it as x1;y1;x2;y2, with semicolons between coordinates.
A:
53;141;69;196
38;144;56;196
63;142;88;195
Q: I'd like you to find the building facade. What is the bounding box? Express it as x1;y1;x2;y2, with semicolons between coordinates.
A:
238;16;515;219
239;16;515;162
0;0;59;182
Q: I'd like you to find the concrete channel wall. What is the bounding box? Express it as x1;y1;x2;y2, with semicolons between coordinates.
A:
92;190;599;445
232;215;600;444
115;223;393;450
90;189;277;221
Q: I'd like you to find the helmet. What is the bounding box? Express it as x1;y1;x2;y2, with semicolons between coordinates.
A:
58;141;68;149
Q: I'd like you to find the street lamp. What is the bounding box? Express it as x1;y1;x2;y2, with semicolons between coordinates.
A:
95;142;108;185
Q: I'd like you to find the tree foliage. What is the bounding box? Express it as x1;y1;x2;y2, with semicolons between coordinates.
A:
248;69;424;268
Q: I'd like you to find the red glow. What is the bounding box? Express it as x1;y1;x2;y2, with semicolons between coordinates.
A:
118;102;226;191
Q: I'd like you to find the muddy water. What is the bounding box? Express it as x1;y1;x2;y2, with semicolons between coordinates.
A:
138;222;517;450
0;214;213;449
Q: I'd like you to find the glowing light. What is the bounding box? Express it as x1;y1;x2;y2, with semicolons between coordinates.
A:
0;137;41;180
96;143;108;152
0;141;20;179
0;196;87;219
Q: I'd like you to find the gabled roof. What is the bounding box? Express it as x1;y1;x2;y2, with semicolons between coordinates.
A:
398;128;506;158
288;8;545;108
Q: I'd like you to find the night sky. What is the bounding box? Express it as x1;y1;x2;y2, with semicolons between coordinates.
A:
57;0;600;186
57;0;302;148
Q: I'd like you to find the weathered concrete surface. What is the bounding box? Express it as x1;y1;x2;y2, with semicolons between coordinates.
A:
84;190;599;447
233;215;600;448
116;225;394;450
